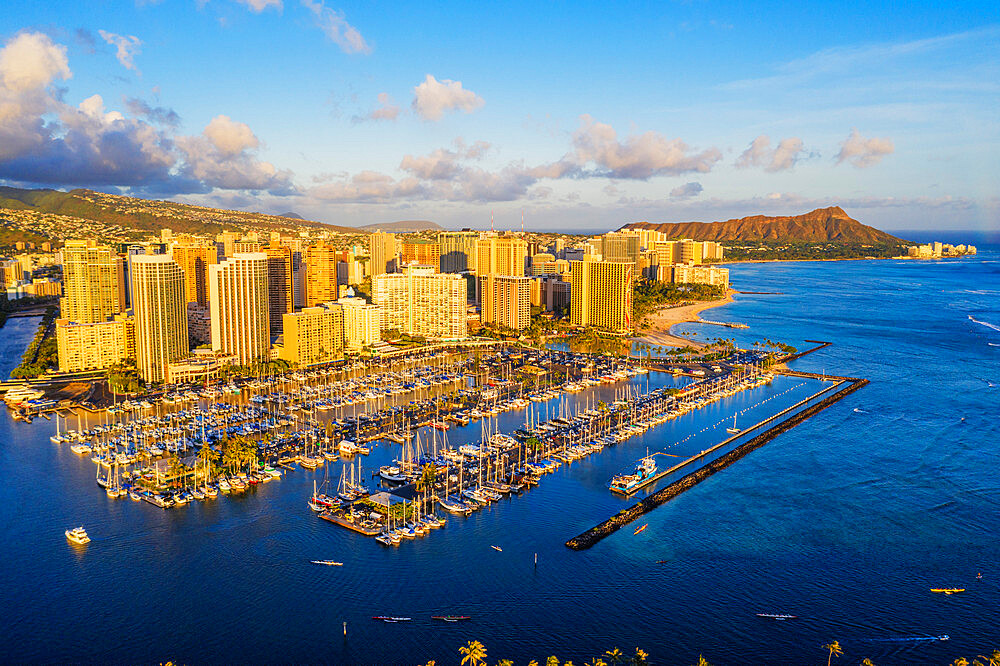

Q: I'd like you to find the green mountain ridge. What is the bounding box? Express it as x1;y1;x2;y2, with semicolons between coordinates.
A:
0;186;361;241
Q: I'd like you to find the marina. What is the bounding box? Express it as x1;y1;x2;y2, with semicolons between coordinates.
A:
2;253;996;665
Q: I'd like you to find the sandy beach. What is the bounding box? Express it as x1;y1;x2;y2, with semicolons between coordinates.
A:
634;288;736;348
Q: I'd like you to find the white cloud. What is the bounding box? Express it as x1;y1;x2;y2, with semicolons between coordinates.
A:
98;30;142;73
0;32;292;194
669;182;703;199
561;114;722;179
234;0;283;11
202;114;260;156
836;128;894;167
412;74;484;121
0;32;70;92
177;115;293;192
353;92;400;123
735;134;806;172
301;0;371;54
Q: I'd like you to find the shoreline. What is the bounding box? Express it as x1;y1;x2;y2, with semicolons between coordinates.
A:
634;288;736;348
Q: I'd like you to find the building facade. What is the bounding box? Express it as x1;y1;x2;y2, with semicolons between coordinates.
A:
304;242;339;307
479;275;531;331
671;263;730;288
569;259;634;333
373;265;467;339
131;255;189;383
400;239;441;270
438;231;478;274
210;253;270;366
476;234;527;278
279;303;345;366
337;296;382;351
55;315;135;373
61;240;127;324
264;244;294;334
171;243;217;307
369;231;399;276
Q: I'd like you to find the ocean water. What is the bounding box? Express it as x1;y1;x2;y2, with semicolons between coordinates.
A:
1;249;998;665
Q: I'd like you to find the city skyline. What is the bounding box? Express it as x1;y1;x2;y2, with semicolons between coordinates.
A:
0;3;997;233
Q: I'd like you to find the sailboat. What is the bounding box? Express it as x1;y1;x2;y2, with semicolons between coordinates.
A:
726;415;741;435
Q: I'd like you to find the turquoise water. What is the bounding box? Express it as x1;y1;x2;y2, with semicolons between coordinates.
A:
1;249;998;664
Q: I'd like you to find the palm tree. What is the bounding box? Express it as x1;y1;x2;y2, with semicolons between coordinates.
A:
953;659;969;666
586;660;608;666
496;661;514;666
821;641;843;666
545;657;560;666
197;444;218;484
692;657;712;666
630;648;648;665
861;659;876;666
458;640;487;666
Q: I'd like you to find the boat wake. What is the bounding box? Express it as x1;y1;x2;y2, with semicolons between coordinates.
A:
969;315;1000;332
853;408;867;414
989;343;1000;347
863;635;949;643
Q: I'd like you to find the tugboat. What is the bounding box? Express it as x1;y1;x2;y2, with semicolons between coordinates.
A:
609;456;658;495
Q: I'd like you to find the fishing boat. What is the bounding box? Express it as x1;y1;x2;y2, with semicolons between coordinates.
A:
756;613;797;620
372;616;411;623
432;615;471;622
930;588;965;595
65;526;90;544
491;545;502;552
633;523;648;535
310;560;343;566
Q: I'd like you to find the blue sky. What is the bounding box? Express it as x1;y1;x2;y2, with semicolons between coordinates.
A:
0;1;997;231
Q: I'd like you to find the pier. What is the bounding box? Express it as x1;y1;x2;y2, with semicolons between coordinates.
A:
565;371;868;550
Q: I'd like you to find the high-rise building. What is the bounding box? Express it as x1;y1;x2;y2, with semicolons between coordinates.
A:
279;303;344;366
438;231;478;273
600;232;641;265
337;296;382;351
400;239;441;270
373;265;467;339
61;240;127;324
210;253;270;365
570;259;634;333
55;315;134;373
530;253;559;276
476;234;527;278
671;263;729;288
264;244;294;335
480;275;531;331
369;231;399;275
291;250;305;308
215;231;240;259
304;241;339;307
530;276;571;313
0;258;23;287
171;243;217;307
131;255;189;383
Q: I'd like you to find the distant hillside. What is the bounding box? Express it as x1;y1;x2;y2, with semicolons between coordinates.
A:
622;207;906;243
278;211;304;220
359;220;443;232
0;186;360;242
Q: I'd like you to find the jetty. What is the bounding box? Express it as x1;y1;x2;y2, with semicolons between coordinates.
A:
565;371;868;550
